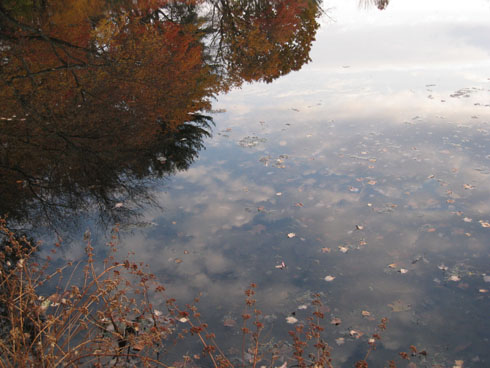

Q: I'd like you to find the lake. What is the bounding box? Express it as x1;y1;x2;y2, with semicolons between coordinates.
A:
1;0;489;367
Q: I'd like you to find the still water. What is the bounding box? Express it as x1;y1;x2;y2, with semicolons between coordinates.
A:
2;0;490;366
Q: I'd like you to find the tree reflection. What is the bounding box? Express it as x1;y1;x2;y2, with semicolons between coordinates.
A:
0;0;322;229
359;0;390;10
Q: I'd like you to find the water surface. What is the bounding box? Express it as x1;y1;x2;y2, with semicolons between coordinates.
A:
2;0;490;366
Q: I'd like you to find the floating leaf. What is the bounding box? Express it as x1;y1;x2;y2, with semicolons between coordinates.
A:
330;317;341;325
223;318;236;327
463;217;472;223
438;264;448;271
338;246;349;253
449;275;461;282
349;330;363;339
297;305;308;310
355;225;364;230
361;310;371;317
399;268;408;274
321;247;331;253
453;360;464;368
335;337;345;345
275;261;286;270
388;263;398;269
479;221;490;228
286;316;298;324
483;275;490;282
324;275;336;282
287;233;296;238
174;258;183;264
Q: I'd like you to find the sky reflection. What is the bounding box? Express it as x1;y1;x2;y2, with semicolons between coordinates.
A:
112;1;490;366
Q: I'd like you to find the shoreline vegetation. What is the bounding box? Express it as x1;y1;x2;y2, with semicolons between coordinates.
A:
1;218;427;367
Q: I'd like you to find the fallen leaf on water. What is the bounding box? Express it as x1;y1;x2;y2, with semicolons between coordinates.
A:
361;310;371;317
223;318;236;327
479;220;490;228
349;330;363;339
479;289;488;293
388;300;411;312
355;225;364;230
335;337;345;345
330;317;341;325
438;264;448;271
338;246;349;253
399;268;408;274
276;192;282;196
359;240;367;246
367;180;377;185
297;305;308;310
174;258;183;264
483;275;490;282
349;186;360;192
463;217;472;223
324;275;336;282
295;202;304;207
447;199;455;204
463;184;474;190
321;247;331;253
287;233;296;238
453;360;464;368
388;263;398;269
275;261;286;270
449;275;461;282
427;228;436;233
286;316;298;324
